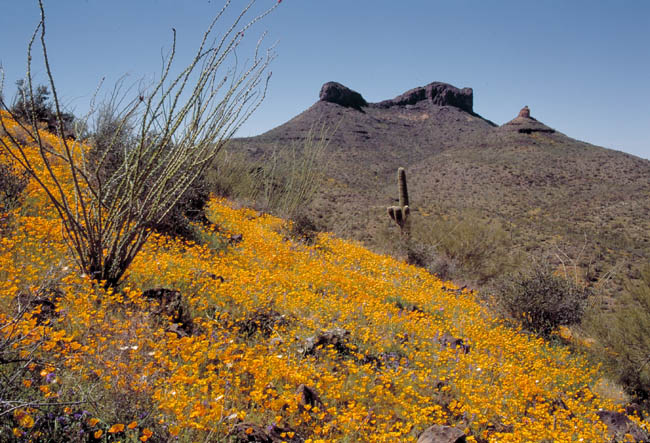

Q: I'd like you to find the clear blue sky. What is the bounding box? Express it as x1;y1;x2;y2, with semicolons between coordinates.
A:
1;1;649;159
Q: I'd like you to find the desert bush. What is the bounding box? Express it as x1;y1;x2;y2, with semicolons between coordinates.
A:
0;159;29;213
84;100;133;185
586;266;650;404
403;210;517;283
0;0;277;288
259;125;331;219
204;123;331;220
285;211;320;244
10;80;74;137
86;100;211;241
495;260;591;337
203;147;261;200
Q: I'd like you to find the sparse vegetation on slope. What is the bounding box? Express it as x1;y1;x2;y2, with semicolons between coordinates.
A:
586;266;650;407
233;86;650;304
1;113;648;442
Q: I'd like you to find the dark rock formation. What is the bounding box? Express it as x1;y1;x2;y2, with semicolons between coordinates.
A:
295;384;323;410
227;423;272;443
372;82;474;113
518;105;531;118
500;106;555;134
234;308;288;338
319;82;367;110
318;81;475;114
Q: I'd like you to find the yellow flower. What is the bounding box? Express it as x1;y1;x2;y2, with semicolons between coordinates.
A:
19;414;35;428
169;425;180;437
108;423;125;433
140;428;153;441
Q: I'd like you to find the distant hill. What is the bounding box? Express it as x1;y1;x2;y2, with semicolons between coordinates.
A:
232;81;650;295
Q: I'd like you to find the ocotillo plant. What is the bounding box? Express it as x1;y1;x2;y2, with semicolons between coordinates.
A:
387;167;410;233
0;0;277;289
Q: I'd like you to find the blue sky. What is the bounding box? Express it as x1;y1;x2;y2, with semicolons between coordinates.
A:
1;1;649;159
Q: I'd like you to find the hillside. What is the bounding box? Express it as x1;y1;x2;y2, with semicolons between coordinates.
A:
232;81;650;294
2;113;649;441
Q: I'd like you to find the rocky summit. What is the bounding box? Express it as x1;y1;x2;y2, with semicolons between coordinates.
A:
319;82;367;110
500;105;555;134
370;82;474;114
318;80;474;114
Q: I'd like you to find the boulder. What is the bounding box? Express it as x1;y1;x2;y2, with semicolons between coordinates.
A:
15;284;62;325
319;82;367;110
143;288;193;335
596;410;648;442
417;425;466;443
295;384;323;410
234;308;288;338
302;328;351;356
437;332;470;354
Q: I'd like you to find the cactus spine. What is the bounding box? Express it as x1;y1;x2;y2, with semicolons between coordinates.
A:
388;167;410;232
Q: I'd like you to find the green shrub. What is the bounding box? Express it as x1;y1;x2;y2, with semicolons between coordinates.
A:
10;80;74;137
586;266;650;404
0;160;28;213
205;124;331;220
203;147;261;201
406;211;517;284
495;261;590;337
285;211;320;244
256;125;331;219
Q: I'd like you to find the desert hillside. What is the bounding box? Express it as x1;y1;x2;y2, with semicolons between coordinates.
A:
1;113;649;442
231;81;650;296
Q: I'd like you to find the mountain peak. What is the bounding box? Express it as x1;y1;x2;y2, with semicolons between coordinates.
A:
317;81;474;113
501;105;555;134
319;82;367;110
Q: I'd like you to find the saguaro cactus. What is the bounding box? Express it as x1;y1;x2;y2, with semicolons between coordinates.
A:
388;167;410;232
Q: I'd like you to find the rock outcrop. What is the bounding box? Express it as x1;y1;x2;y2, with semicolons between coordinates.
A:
372;82;474;113
318;81;474;113
518;105;531;118
596;410;649;442
319;82;367;110
500;106;555;134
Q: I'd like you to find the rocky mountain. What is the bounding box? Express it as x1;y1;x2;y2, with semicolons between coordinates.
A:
232;81;650;293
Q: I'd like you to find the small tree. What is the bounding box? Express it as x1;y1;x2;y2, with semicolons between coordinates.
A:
496;261;590;337
587;266;650;404
11;80;74;136
0;0;277;287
